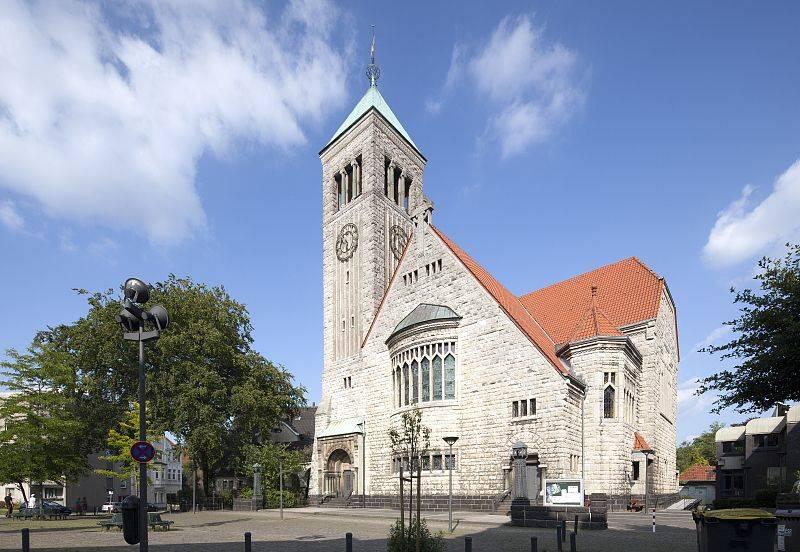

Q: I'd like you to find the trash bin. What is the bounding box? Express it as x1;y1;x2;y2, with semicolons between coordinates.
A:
776;509;800;552
694;508;776;552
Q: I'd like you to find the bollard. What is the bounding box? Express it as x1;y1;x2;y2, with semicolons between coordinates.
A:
22;529;30;552
530;535;538;552
244;531;252;552
574;514;579;535
465;535;472;552
556;525;563;551
652;508;656;533
570;532;576;552
346;532;353;552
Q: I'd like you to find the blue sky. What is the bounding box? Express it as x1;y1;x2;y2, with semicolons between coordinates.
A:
1;1;799;443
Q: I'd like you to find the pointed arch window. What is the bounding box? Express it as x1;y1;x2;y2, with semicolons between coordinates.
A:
444;354;455;399
421;358;430;402
432;356;442;400
603;371;616;419
411;360;419;404
403;363;409;406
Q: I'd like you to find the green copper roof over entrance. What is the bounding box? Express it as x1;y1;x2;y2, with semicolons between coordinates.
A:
325;85;418;151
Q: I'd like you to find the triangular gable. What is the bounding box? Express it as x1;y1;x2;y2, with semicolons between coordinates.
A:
567;290;624;344
430;225;568;377
361;230;414;348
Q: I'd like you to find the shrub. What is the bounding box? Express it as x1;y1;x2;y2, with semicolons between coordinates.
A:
265;489;296;509
387;518;444;552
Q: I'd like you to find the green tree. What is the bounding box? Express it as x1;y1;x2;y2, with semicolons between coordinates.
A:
4;275;305;497
676;422;723;472
389;408;431;552
243;442;306;505
94;404;157;484
699;243;800;412
0;340;90;509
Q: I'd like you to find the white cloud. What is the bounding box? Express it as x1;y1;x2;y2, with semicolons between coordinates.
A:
0;0;349;245
703;159;800;267
678;377;716;416
691;325;732;353
0;200;24;231
430;15;583;157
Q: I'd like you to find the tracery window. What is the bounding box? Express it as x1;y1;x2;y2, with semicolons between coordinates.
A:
391;341;457;408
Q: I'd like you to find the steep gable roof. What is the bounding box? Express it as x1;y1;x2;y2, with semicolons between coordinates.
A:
567;288;625;344
323;85;419;154
633;431;653;452
520;257;664;345
431;226;568;376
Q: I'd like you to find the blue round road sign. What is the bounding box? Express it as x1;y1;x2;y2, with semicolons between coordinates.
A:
130;441;156;463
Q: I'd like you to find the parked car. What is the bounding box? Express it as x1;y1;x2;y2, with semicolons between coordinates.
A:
21;501;72;516
100;502;121;513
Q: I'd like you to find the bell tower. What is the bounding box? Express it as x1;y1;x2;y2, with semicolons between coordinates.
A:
319;39;427;366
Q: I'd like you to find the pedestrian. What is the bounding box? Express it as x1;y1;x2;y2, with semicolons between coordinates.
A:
4;493;12;518
75;497;81;515
81;497;88;516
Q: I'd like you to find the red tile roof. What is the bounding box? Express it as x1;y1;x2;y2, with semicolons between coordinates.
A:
519;257;664;345
567;287;624;343
633;431;653;451
431;226;568;376
679;464;716;484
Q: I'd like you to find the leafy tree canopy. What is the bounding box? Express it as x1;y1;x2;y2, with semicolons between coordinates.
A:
1;275;305;493
0;339;90;502
699;243;800;413
676;422;723;473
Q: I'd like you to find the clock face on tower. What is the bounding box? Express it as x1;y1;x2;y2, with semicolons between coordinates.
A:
389;225;409;260
336;223;358;262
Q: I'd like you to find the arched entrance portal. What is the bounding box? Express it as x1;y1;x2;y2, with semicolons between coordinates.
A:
324;449;355;497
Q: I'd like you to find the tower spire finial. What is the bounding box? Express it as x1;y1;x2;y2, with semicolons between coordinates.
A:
366;25;380;87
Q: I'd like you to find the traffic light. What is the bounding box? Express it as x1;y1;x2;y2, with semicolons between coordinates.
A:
121;495;140;544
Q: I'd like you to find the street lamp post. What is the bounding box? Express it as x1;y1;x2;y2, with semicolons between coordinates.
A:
357;421;366;509
117;278;169;552
442;436;458;533
511;441;529;506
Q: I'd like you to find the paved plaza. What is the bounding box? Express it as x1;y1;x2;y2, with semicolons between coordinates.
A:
0;508;697;552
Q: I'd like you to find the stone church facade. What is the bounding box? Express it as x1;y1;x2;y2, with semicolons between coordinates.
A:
310;67;679;509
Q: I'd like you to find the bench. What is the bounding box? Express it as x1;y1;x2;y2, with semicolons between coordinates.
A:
98;513;123;531
148;513;174;531
12;508;68;520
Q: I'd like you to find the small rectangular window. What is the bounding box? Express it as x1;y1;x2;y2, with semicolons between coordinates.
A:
632;461;640;480
512;401;519;417
432;454;442;470
529;398;536;415
520;400;528;416
445;454;456;470
422;455;430;470
438;259;442;272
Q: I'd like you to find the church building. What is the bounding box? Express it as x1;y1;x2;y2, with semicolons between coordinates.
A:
310;52;679;510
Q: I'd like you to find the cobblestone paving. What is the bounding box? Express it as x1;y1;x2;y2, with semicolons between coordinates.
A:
0;509;697;552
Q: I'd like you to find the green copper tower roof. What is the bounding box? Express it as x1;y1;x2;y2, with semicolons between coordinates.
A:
325;85;418;151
